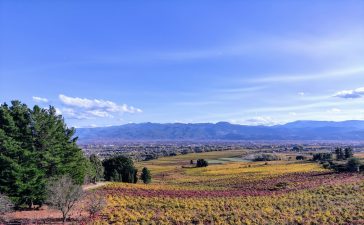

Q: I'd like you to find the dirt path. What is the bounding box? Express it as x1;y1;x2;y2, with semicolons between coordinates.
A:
83;182;109;191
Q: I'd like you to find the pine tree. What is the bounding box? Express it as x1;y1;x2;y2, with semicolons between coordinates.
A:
133;169;138;184
89;154;104;183
140;167;151;184
0;101;89;207
335;148;345;160
0;101;44;207
344;147;354;159
103;155;137;183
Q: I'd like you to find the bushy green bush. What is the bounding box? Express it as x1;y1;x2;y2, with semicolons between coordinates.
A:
322;162;331;169
347;158;362;172
196;159;208;167
296;155;306;160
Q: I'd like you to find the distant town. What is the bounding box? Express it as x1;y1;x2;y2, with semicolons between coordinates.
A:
81;141;364;161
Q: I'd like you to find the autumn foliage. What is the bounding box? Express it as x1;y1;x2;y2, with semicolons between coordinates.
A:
91;157;364;224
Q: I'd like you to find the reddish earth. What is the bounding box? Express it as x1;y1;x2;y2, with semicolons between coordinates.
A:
2;182;107;225
3;206;88;224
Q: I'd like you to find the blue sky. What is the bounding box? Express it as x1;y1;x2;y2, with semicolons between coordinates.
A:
1;0;364;127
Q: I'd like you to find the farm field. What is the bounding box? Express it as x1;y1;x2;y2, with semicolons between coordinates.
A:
92;151;364;225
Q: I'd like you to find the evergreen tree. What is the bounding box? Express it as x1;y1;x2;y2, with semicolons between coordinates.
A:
140;167;151;184
103;155;137;183
89;154;104;183
0;101;88;207
312;153;332;161
0;101;44;207
133;169;138;184
335;148;345;160
344;147;354;159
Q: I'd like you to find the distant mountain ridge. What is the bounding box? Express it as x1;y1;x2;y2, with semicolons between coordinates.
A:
76;120;364;143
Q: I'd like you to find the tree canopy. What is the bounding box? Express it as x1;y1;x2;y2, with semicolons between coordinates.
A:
89;154;104;183
103;155;138;183
0;101;88;207
140;167;151;184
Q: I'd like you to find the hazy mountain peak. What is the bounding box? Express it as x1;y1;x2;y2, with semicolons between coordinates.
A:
76;120;364;143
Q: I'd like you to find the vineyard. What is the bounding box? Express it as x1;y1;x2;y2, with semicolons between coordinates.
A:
92;150;364;224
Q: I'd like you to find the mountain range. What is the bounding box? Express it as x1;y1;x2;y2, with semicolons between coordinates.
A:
75;120;364;143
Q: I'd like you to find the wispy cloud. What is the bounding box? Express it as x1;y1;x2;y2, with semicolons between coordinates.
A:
268;33;364;59
163;31;364;61
32;96;48;103
85;30;364;66
244;100;355;114
248;67;364;83
333;87;364;99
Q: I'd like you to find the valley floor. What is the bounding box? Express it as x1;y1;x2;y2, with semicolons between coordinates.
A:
91;150;364;224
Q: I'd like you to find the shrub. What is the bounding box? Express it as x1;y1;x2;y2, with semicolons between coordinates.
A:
84;192;106;218
46;175;83;223
296;155;306;160
0;193;13;214
312;153;332;161
332;163;347;172
322;162;331;169
347;158;362;172
196;159;208;167
330;158;362;173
